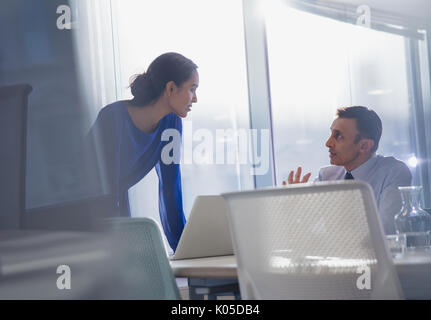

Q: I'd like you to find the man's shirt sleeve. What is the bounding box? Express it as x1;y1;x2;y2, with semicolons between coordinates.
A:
378;161;412;235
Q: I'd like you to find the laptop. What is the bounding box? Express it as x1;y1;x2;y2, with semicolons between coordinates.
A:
170;195;234;260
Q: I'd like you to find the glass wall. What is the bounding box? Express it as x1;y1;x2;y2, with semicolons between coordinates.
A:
109;0;252;249
265;3;419;186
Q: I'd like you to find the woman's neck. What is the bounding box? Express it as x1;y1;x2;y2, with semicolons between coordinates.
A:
127;99;171;133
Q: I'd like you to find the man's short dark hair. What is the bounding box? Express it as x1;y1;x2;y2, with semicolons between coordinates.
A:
336;106;382;153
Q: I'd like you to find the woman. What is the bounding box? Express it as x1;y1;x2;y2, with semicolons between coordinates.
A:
90;52;199;251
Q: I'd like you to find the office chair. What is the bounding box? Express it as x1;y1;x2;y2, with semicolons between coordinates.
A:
103;217;181;300
222;181;403;299
23;194;118;231
0;84;32;230
0;230;116;299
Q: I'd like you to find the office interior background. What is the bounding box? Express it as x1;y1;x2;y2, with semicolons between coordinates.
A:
1;0;431;270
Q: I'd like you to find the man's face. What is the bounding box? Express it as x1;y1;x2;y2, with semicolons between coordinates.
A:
325;117;363;169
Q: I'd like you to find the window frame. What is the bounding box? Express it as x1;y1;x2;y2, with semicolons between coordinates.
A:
242;0;431;207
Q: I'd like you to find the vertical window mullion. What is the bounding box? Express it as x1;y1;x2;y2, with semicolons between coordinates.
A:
405;37;431;208
242;0;276;188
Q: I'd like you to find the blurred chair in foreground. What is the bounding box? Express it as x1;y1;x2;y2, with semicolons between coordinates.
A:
23;194;118;231
223;180;403;300
0;84;32;230
0;230;115;299
103;217;181;299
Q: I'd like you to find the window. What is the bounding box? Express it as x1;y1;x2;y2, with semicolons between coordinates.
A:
264;3;424;194
109;0;252;249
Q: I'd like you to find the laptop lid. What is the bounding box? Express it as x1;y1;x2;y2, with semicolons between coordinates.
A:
171;195;233;260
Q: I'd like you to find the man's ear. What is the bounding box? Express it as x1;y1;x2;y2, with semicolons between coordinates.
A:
166;81;177;96
360;139;374;153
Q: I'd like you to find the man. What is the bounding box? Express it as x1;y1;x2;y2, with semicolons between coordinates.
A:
287;106;412;234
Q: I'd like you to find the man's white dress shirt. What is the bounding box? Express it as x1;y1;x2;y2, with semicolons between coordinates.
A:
317;154;412;234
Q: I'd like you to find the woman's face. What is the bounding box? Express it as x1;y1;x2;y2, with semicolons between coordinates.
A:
168;70;199;118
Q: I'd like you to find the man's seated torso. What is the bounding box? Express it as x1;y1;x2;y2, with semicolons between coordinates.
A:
317;154;412;234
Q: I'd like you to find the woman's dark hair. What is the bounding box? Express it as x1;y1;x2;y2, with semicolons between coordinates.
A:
336;106;382;152
129;52;198;106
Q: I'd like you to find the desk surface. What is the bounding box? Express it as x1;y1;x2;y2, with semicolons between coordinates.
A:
171;255;237;278
171;251;431;278
171;252;431;299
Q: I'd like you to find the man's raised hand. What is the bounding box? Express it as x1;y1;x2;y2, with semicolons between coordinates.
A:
287;166;311;184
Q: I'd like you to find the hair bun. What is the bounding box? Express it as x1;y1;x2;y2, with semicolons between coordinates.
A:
130;72;153;101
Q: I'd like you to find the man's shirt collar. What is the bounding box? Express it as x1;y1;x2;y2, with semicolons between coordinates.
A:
348;154;378;180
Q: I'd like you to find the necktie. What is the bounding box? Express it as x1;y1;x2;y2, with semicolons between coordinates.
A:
344;171;354;180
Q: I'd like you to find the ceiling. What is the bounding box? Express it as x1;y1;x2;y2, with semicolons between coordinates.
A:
322;0;431;21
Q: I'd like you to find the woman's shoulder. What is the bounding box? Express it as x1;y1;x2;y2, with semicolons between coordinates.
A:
99;100;127;116
94;100;129;125
164;113;182;129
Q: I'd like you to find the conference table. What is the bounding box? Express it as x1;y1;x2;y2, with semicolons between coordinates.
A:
171;251;431;299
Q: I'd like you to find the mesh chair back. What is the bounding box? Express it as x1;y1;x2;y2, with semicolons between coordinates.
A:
223;181;402;299
105;217;180;299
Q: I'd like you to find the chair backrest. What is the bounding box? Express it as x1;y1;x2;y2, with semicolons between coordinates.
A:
23;194;118;231
0;230;116;299
103;217;181;300
222;181;403;300
0;84;32;229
